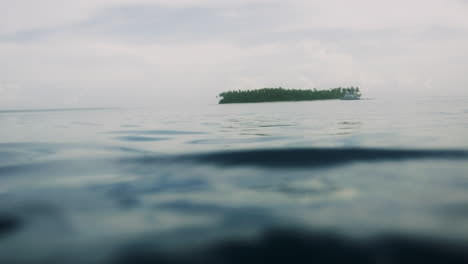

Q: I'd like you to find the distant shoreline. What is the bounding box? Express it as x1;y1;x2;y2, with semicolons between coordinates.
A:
0;107;118;113
218;87;361;104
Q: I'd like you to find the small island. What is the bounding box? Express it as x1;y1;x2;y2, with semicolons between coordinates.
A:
218;87;361;104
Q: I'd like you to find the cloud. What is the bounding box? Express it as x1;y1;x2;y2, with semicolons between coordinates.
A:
1;0;468;108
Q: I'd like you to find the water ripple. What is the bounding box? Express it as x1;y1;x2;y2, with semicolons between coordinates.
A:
114;136;171;142
111;130;206;135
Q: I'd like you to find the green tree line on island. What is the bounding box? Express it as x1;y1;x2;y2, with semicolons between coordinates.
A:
218;87;361;104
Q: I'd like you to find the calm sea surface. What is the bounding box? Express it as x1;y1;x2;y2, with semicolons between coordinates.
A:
1;97;468;263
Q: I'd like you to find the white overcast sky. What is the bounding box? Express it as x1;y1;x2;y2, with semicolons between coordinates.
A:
1;0;468;109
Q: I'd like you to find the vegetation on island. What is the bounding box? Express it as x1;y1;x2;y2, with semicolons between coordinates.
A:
218;87;361;104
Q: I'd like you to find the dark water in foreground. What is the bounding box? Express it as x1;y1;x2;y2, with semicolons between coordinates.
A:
1;97;468;263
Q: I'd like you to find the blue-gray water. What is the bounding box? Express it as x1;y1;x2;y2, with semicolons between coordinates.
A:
1;97;468;263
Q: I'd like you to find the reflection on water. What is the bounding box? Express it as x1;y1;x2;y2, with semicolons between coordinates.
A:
114;136;171;142
187;136;292;144
111;130;206;135
1;98;468;263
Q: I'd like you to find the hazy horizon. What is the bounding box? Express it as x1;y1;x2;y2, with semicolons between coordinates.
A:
3;3;468;262
2;0;468;109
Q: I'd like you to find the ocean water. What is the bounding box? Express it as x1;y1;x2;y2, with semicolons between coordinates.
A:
1;97;468;263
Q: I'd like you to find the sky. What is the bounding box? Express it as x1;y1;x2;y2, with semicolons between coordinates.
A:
1;0;468;109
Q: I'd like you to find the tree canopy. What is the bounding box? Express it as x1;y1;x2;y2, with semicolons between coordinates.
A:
218;87;361;104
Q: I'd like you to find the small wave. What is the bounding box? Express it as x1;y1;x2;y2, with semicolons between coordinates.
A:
188;137;290;144
258;124;295;127
3;147;467;172
114;136;171;142
0;214;21;238
111;130;206;135
132;148;468;168
114;228;468;264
